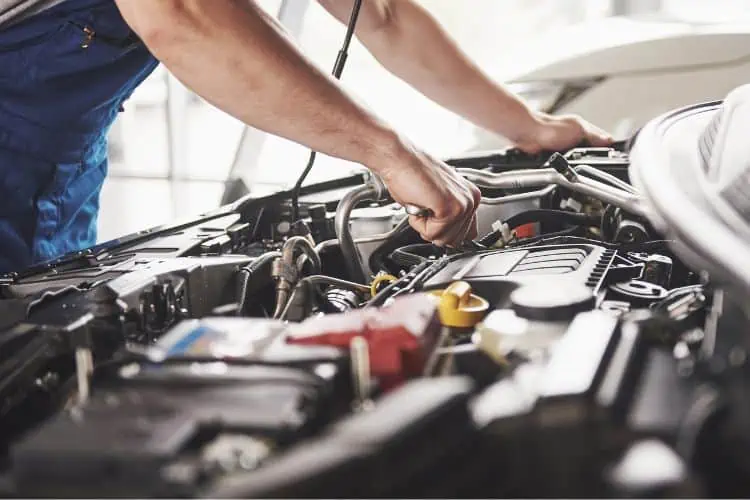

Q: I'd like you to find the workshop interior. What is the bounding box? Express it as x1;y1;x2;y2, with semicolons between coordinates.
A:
3;0;750;497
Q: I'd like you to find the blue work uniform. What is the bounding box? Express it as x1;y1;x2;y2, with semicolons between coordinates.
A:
0;0;158;273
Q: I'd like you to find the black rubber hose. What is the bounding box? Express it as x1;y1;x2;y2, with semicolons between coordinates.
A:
477;209;600;247
390;249;425;268
390;243;444;268
236;251;281;316
368;221;421;275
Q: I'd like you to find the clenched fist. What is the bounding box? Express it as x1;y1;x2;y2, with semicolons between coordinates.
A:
377;144;481;248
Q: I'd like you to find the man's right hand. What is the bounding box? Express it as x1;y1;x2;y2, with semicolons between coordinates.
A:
376;145;481;248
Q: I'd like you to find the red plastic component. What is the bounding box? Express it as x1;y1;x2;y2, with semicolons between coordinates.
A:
515;223;537;239
286;294;441;390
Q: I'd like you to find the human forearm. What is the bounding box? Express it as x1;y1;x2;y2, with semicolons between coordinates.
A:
114;0;408;172
347;0;540;147
114;0;482;247
320;0;611;152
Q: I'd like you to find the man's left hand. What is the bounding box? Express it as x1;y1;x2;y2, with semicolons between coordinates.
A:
517;112;614;154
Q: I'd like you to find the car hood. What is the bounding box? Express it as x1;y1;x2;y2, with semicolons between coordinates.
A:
498;17;750;82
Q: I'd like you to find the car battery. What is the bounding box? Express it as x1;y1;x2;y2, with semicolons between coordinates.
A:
11;318;348;498
11;362;332;497
148;317;348;379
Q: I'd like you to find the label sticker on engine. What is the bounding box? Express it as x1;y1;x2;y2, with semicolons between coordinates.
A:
153;319;286;359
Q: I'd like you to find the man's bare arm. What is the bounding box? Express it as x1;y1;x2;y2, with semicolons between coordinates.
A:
114;0;409;173
319;0;612;152
112;0;481;246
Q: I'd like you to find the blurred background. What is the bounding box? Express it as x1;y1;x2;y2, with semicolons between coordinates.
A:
100;0;750;241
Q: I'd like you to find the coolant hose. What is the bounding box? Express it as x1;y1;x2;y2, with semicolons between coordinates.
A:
334;176;386;284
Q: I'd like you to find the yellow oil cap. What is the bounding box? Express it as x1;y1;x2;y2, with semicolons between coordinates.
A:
429;281;490;328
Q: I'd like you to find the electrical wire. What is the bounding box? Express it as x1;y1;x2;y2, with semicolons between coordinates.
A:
509;234;674;252
504;225;583;248
290;0;364;222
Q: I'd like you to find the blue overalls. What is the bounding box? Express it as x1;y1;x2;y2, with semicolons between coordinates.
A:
0;0;159;273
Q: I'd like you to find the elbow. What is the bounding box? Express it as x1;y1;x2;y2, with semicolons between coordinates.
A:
321;0;397;47
357;1;405;61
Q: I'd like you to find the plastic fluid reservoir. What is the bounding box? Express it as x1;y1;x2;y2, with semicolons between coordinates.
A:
475;282;595;362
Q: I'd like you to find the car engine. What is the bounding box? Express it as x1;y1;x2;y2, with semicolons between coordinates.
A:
1;91;750;498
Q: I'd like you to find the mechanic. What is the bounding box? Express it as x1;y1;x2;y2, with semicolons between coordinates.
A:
0;0;612;273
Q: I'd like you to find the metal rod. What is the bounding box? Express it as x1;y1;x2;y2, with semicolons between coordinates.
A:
75;347;94;405
458;168;646;218
574;164;637;194
350;336;374;412
423;326;454;377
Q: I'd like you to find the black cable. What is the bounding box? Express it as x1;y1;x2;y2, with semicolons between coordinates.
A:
290;0;364;222
510;234;674;253
236;251;281;316
509;226;583;246
477;209;600;247
389;244;435;267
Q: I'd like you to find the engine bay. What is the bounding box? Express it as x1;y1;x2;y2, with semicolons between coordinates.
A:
0;113;748;498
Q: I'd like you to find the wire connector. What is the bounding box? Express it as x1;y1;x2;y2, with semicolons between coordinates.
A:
490;221;514;247
560;197;584;212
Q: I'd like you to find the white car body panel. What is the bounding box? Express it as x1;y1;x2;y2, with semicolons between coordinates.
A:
473;17;750;150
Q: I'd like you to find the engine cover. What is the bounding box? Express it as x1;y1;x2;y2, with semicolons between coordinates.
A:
422;244;618;305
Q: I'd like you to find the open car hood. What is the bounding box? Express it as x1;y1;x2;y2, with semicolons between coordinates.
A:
500;17;750;82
